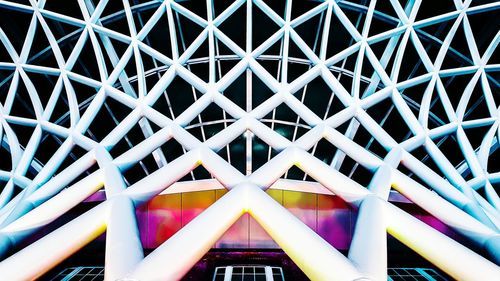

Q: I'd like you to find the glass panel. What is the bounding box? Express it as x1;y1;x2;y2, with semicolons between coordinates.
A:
214;275;225;281
255;267;265;274
255;276;266;281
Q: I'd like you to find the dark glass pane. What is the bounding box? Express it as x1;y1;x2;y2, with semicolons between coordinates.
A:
214;275;225;281
255;267;265;274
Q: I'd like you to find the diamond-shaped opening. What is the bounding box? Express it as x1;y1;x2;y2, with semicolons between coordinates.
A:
262;102;311;141
359;53;387;97
187;37;210;82
105;95;135;122
263;1;286;20
97;33;130;64
178;165;213;182
132;3;162;34
48;85;71;126
174;9;205;54
222;70;246;110
26;25;59;69
366;97;415;143
34;131;66;166
467;9;499;56
25;71;59;110
397;39;430;82
64;78;98;117
251;70;277;109
43;15;84;60
0;68;15;100
252;4;282;49
44;0;84;20
215;131;279;175
186;102;235;142
426;86;453;130
442;22;474;69
336;153;374;187
293;76;336;119
213;0;236;19
108;120;162;160
138;43;169;75
251;132;280;173
399;79;431;118
122;151;164;186
487;147;500;174
151;75;203;119
352;122;389;160
292;11;324;57
84;98;134;143
309;137;340;166
0;147;12;171
434;133;466;168
256;58;281;84
159;137;188;163
368;36;401;76
325;11;359;58
461;81;493;120
177;1;207;21
114;51;140;95
100;2;131;37
69;38;102;82
9;79;36;119
413;25;448;64
0;7;32;53
7;122;36;148
0;40;12;63
291;0;322;20
415;18;454;46
415;1;457;21
287;39;313;82
213;38;241;79
439;72;476;111
367;1;401;37
143;67;170;95
462;125;492;151
217;3;246;51
339;4;368;36
329;50;357;75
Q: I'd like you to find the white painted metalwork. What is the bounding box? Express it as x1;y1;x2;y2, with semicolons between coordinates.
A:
0;0;498;280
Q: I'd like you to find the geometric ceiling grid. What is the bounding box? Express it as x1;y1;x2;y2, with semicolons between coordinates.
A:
0;0;498;280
